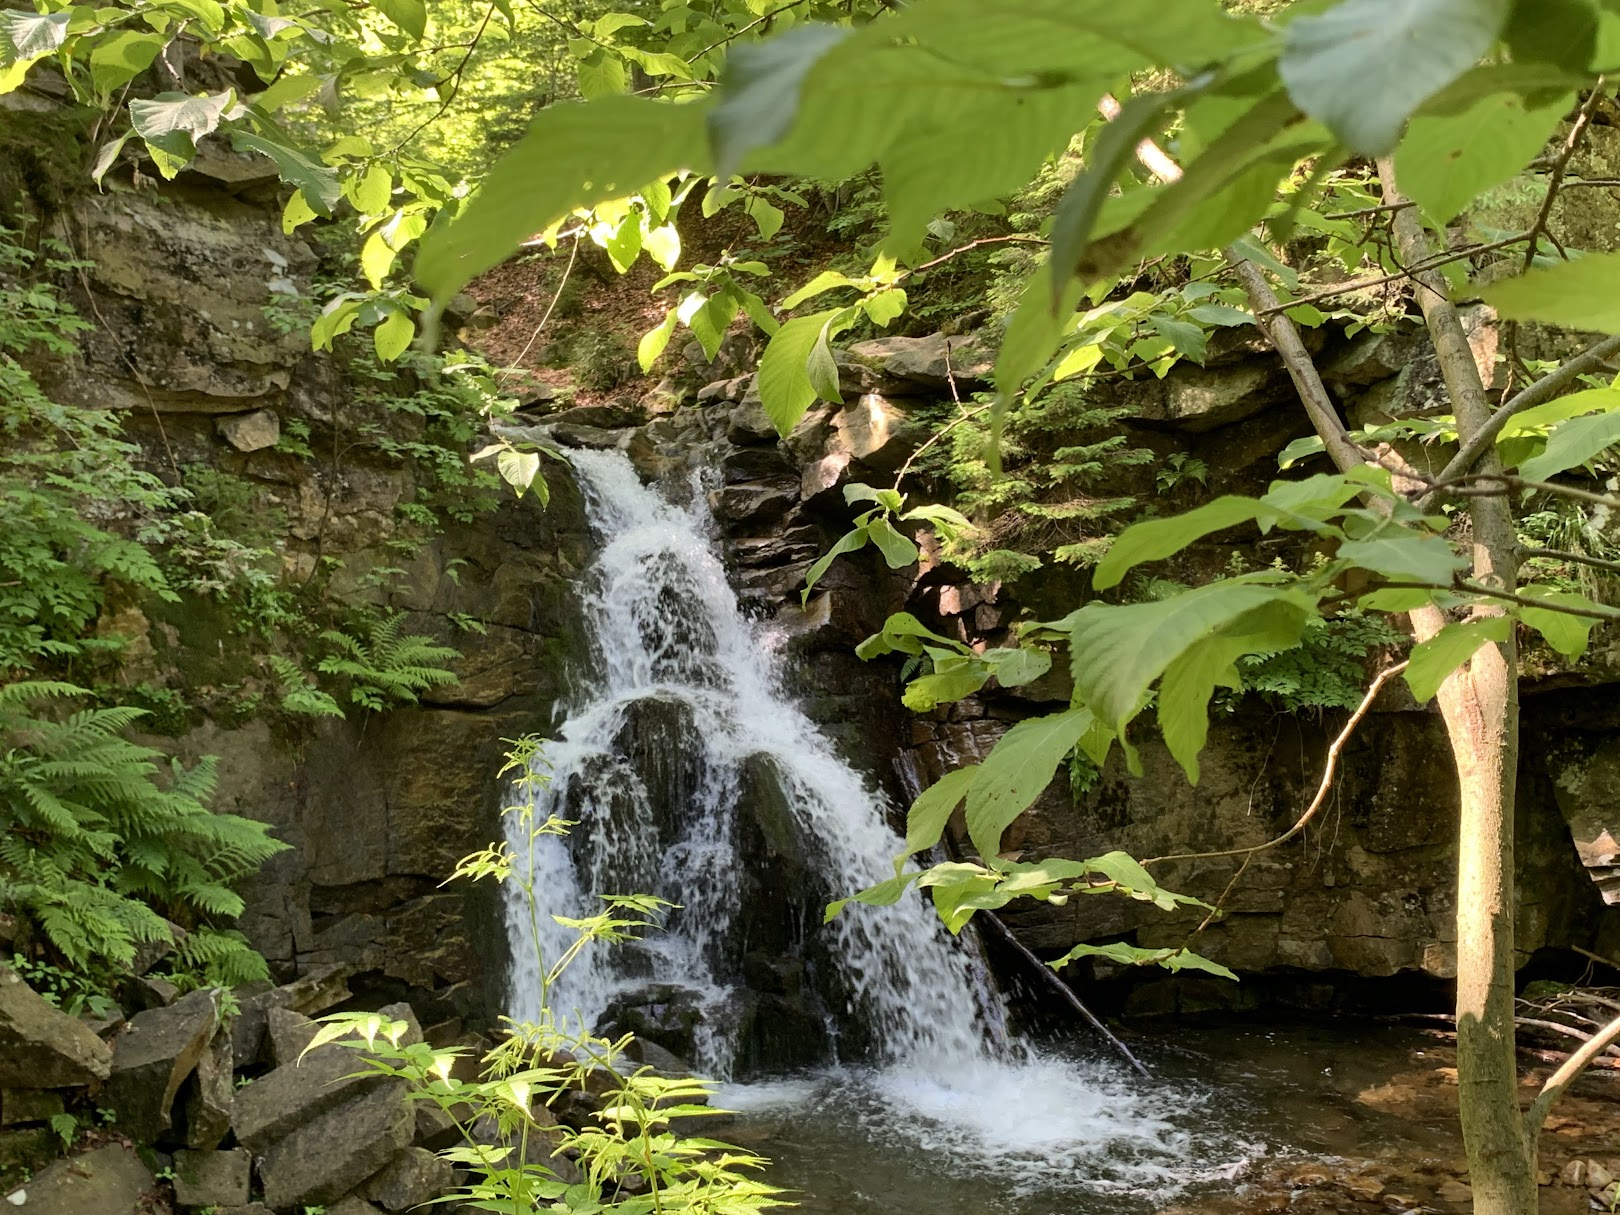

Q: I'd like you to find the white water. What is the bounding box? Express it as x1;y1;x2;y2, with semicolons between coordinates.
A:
503;447;1262;1199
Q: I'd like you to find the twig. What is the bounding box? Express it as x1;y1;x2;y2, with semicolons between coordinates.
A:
1420;470;1620;514
976;910;1151;1077
1143;661;1409;867
689;0;816;62
1520;547;1620;577
1575;945;1620;974
904;234;1049;277
890;401;991;492
1527;1007;1620;1135
1377;579;1620;622
1521;83;1605;274
500;235;580;383
1425;333;1620;502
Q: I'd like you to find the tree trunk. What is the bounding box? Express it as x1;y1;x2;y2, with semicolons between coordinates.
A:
1382;165;1534;1215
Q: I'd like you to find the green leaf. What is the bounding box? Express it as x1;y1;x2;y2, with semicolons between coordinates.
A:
373;309;414;362
903;665;990;712
982;647;1051;688
231;131;343;214
637;311;678;373
351;164;393;215
360;230;397;289
1279;0;1513;156
643;224;680;271
802;524;868;602
825;872;921;921
805;318;843;405
757;308;843;436
1484;252;1620;333
497;448;542;498
373;0;427;39
417;97;709;306
844;484;905;512
1337;533;1468;583
855;612;963;660
90;32;168;95
1395;88;1572;224
1158;596;1310;782
1520;410;1620;481
1405;616;1513;703
1;10;69;64
964;708;1101;860
708;24;852;179
1517;585;1601;658
1505;0;1599;67
1061;580;1320;756
603;209;642;274
578;49;627;99
782;271;860;309
130;89;236;144
862;287;907;328
1094;496;1276;590
744;196;785;240
866;517;918;569
899;765;980;863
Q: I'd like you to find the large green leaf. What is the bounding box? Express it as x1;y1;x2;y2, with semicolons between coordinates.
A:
964;708;1100;861
1483;251;1620;334
89;31;168;95
1158;598;1310;782
1505;0;1599;67
707;24;851;179
902;665;991;712
1279;0;1513;155
1094;497;1274;590
900;765;980;863
1520;410;1620;482
1395;88;1571;224
1;10;70;64
129;90;237;143
373;0;427;39
1406;617;1513;703
231;132;342;214
1337;533;1468;583
756;309;845;436
1516;585;1602;659
416;98;709;306
1062;580;1320;758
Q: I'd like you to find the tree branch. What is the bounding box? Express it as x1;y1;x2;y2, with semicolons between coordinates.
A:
1424;333;1620;504
1143;661;1409;867
1520;83;1605;274
1520;546;1620;577
1525;1008;1620;1137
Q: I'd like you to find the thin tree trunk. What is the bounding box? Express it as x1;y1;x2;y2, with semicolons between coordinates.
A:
1381;162;1533;1215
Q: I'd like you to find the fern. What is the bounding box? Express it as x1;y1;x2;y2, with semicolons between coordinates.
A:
316;613;461;711
0;685;289;985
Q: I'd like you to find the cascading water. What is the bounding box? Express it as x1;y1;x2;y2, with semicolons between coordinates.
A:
504;447;1263;1207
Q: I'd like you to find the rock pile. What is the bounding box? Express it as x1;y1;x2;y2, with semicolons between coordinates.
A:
0;963;466;1214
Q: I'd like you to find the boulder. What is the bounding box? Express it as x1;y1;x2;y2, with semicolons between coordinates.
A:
2;1143;153;1215
232;1045;385;1152
360;1146;457;1211
264;1007;318;1066
229;965;353;1068
179;1028;233;1150
257;1081;414;1210
0;966;112;1088
218;1208;275;1215
846;332;993;390
106;988;219;1143
216;409;281;453
327;1198;386;1215
172;1147;250;1209
0;1128;57;1187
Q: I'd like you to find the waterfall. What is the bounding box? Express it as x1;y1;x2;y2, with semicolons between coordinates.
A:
503;446;991;1076
503;447;1262;1202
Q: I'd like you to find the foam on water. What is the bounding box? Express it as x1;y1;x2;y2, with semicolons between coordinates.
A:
503;447;1259;1200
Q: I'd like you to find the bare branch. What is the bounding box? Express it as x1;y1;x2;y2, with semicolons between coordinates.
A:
1520;546;1620;577
1520;83;1605;274
1143;661;1410;867
1526;1007;1620;1136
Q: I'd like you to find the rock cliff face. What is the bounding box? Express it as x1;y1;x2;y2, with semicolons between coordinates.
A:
12;93;1620;1028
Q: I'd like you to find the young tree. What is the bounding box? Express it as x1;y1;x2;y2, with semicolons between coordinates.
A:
407;3;1620;1210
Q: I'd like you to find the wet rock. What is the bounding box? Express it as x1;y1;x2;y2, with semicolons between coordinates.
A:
106;988;219;1143
712;479;799;527
0;965;112;1088
360;1145;456;1211
547;402;643;429
216;409;281;453
172;1147;250;1209
178;1028;234;1150
2;1143;154;1214
257;1080;414;1210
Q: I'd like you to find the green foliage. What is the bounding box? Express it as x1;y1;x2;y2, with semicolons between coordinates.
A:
313;735;786;1215
0;681;288;988
1237;613;1405;713
926;384;1152;581
316;613;460;712
570;328;636;392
